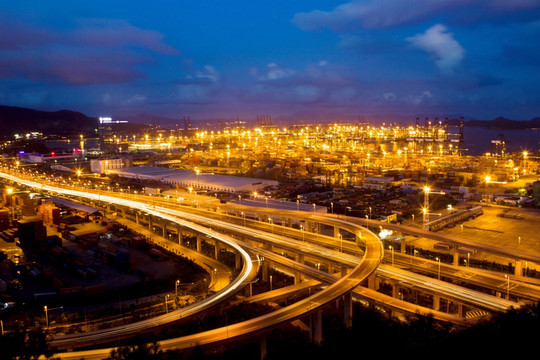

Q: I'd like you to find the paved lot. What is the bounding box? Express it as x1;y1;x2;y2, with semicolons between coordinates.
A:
408;204;540;267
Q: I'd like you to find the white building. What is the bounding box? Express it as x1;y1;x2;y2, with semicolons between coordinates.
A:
90;157;133;174
362;176;395;190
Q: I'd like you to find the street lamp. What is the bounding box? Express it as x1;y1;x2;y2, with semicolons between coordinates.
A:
389;245;394;266
268;218;274;233
175;279;180;299
338;233;342;252
44;306;48;328
436;257;441;280
300;224;304;242
504;275;510;299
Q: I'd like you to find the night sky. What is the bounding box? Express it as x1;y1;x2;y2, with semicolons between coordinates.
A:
1;1;539;123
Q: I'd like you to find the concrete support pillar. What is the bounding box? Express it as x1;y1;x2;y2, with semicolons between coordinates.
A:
341;266;348;278
311;309;323;345
452;247;459;266
214;241;220;260
515;260;523;276
262;259;269;282
260;334;267;360
148;216;153;231
161;219;166;238
196;235;202;253
343;291;352;328
294;271;303;284
400;238;407;254
392;280;399;299
235;252;241;270
458;303;464;318
177;225;183;244
334;226;340;238
135;212;139;224
296;253;304;264
433;294;440;311
306;220;313;233
367;273;377;290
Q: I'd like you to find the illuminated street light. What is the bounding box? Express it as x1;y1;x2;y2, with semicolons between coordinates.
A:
268;218;274;233
423;186;430;230
436;257;441;280
504;274;510;299
44;305;48;328
389;245;394;266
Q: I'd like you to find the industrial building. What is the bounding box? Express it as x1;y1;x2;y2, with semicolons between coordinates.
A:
90;156;133;174
108;166;278;193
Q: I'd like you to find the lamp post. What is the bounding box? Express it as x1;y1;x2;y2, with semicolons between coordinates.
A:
268;218;274;233
389;245;394;266
504;275;510;299
436;257;441;280
338;233;342;252
423;186;430;230
175;279;180;299
44;306;48;328
300;224;304;242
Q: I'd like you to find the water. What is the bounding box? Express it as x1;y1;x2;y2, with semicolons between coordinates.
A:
462;127;540;156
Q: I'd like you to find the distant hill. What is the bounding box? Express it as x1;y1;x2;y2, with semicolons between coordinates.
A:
0;105;98;138
446;116;540;129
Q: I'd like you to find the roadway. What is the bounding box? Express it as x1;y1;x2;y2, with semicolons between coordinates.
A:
0;170;383;358
3;167;538;358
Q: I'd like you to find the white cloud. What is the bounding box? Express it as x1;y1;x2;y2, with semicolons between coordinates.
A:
406;24;465;73
406;90;433;105
256;63;296;81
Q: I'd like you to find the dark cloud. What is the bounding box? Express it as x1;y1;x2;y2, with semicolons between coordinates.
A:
0;16;179;85
293;0;540;31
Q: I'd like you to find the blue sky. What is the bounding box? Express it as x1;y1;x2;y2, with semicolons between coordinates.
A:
1;1;539;123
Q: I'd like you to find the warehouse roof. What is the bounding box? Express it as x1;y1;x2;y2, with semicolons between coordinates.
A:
49;198;101;214
109;166;278;191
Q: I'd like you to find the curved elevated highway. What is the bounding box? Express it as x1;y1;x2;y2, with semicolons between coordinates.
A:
0;171;382;359
2;169;537;360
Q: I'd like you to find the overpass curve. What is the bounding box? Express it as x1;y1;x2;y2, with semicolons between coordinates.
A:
0;171;383;359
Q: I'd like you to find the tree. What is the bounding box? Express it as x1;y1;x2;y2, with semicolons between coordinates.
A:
106;341;162;360
0;325;58;360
